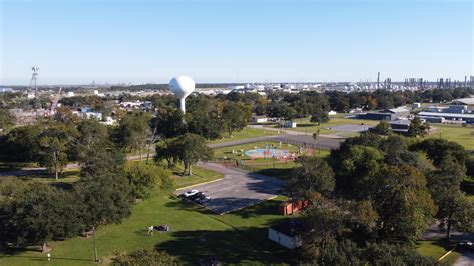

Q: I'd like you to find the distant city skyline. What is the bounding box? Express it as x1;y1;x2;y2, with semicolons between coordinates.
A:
1;0;473;85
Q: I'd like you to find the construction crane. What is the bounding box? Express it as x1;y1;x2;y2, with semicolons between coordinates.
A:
49;87;62;115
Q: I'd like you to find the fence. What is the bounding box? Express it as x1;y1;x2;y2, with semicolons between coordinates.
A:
269;136;334;151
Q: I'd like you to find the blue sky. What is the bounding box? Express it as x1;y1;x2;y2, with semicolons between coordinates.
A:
1;0;472;85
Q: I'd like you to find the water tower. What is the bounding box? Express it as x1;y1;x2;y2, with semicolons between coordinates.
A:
169;76;195;113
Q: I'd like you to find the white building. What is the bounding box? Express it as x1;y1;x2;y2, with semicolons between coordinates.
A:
268;221;302;249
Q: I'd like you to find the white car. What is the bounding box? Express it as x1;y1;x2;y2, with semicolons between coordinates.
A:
183;189;199;198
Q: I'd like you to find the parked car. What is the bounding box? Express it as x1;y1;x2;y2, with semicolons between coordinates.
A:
183;189;199;198
195;194;211;204
189;192;204;200
458;241;474;251
153;224;170;232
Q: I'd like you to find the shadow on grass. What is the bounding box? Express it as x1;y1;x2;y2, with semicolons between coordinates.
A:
256;168;293;180
297;123;317;128
155;228;299;264
461;178;474;196
0;254;92;262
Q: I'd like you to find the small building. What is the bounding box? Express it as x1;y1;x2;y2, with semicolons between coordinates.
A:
386;107;410;118
452;97;474;106
279;200;309;216
251;116;269;123
419;116;445;123
418;112;474;124
65;91;75;97
389;119;411;134
283;121;297;128
268;220;302;249
357;112;396;121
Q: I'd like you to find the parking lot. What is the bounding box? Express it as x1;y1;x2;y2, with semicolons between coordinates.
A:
175;162;285;214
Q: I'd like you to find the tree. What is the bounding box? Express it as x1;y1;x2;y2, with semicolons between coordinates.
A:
428;157;473;240
75;140;133;227
186;95;224;140
37;123;78;180
112;249;177;265
288;157;335;199
372;165;436;243
175;133;213;175
0;109;14;134
221;101;252;137
335;145;385;198
372;121;391;135
1;124;42;162
301;194;352;259
407;116;428;137
123;162;173;199
116;112;152;161
0;178;82;251
413;138;468;167
151;109;187;139
154;138;180;169
310;109;329;125
75;170;133;228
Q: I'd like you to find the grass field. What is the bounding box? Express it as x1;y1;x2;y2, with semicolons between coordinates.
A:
416;239;461;265
0;189;295;265
207;127;279;145
427;124;474;150
269;115;380;137
172;164;224;189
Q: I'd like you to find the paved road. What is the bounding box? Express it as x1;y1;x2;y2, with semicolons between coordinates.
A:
175;162;285;214
0;155;143;177
422;223;474;265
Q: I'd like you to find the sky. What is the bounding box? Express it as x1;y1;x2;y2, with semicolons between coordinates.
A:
0;0;473;85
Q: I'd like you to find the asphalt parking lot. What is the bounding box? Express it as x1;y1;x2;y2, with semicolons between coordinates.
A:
175;162;285;214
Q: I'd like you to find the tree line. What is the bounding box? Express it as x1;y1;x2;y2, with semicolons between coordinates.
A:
288;132;474;264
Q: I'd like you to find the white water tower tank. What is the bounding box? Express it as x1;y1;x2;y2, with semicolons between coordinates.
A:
169;76;195;113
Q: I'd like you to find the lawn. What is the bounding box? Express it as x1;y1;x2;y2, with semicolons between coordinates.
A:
426;124;474;150
274;115;379;137
172;164;224;189
0;189;295;265
416;238;461;265
207;127;279;145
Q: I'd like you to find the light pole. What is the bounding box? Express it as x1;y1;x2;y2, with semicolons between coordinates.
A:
92;226;98;263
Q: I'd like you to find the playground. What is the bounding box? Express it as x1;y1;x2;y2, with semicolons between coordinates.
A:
245;148;290;159
213;141;330;179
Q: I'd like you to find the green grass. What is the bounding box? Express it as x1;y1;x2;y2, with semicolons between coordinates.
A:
416;238;461;265
274;116;379;136
426;124;474;150
172;164;224;189
207;127;279;145
0;162;38;173
0;189;295;265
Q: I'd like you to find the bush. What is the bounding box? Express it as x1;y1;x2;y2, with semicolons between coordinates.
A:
112;249;177;265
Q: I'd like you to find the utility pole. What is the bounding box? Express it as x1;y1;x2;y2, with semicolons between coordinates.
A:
92;226;98;263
